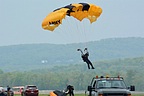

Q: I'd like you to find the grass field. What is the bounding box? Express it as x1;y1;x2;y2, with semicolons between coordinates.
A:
14;94;144;96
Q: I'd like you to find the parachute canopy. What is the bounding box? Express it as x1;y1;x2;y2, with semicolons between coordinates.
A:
42;3;102;31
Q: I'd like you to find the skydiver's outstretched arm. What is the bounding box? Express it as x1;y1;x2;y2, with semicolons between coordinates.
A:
77;49;83;55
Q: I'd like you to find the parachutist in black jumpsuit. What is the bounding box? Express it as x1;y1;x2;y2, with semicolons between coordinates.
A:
66;85;74;96
77;48;95;69
7;86;11;96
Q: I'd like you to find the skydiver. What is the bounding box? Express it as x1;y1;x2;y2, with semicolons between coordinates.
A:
77;48;95;69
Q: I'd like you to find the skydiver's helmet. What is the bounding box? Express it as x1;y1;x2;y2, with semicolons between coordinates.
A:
84;48;87;51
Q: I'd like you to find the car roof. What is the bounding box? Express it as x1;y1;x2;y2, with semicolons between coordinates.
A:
25;85;36;86
0;87;4;90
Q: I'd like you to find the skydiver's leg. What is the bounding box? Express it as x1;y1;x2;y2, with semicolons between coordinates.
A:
70;92;73;96
87;59;95;69
72;92;74;96
86;60;90;69
87;64;90;69
68;92;70;96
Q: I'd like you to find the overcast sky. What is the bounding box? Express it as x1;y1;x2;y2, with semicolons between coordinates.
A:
0;0;144;46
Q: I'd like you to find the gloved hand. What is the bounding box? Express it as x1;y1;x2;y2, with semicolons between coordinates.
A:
77;49;80;51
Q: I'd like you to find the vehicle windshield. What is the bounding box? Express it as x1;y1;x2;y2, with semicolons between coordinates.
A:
27;86;37;89
97;80;127;89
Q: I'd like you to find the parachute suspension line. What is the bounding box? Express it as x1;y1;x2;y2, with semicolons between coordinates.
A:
55;17;75;44
55;23;68;43
73;18;89;49
63;17;84;45
75;19;83;44
64;17;78;43
76;19;90;49
73;19;86;49
54;18;72;44
66;17;88;49
61;17;81;44
61;18;72;43
82;20;88;48
76;20;85;49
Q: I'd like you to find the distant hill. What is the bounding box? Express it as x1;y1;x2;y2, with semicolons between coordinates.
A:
0;37;144;72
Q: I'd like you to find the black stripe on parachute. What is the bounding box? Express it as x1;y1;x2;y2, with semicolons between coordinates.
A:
79;3;90;11
64;5;75;16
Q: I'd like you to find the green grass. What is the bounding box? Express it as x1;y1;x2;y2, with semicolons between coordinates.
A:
132;95;144;96
14;94;144;96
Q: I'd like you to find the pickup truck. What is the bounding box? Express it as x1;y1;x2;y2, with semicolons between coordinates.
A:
87;76;135;96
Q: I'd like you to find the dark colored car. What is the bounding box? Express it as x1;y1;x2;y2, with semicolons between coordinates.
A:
21;85;39;96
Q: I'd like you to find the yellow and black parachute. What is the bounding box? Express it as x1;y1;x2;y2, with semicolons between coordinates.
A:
42;3;102;31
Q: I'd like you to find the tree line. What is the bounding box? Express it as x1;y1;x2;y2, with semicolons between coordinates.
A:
0;57;144;91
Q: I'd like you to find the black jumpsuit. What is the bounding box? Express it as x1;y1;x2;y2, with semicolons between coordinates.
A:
81;52;95;69
67;85;74;96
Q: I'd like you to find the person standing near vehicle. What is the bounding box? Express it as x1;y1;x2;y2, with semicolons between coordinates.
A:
66;85;74;96
7;86;11;96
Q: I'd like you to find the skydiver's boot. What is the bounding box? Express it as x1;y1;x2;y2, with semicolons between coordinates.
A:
92;66;95;69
